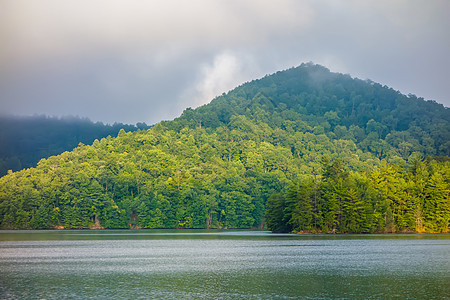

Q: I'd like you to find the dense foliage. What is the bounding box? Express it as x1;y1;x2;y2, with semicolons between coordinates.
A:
0;63;448;231
0;115;149;176
266;157;450;233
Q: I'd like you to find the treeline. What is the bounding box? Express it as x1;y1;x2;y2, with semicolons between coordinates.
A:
0;125;288;229
0;115;149;176
267;158;450;233
0;115;388;230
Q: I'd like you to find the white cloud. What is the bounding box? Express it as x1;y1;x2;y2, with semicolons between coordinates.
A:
1;0;449;124
0;0;313;71
193;52;244;107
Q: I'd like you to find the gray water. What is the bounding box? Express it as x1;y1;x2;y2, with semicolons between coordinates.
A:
0;230;449;299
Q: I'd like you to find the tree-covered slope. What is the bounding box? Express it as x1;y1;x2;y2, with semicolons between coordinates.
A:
0;115;149;176
0;63;448;231
266;157;449;234
176;63;449;157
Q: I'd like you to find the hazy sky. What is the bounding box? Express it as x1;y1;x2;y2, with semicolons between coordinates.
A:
1;0;449;125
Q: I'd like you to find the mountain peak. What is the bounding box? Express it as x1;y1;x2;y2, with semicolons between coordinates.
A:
175;63;449;157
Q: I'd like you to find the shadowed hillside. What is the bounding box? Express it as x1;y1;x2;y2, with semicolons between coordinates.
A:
0;115;149;176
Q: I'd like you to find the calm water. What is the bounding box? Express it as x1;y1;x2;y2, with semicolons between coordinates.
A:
0;230;449;299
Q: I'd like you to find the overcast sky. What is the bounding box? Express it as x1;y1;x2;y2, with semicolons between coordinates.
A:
1;0;449;125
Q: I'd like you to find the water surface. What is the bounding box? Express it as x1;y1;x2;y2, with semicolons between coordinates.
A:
1;230;449;299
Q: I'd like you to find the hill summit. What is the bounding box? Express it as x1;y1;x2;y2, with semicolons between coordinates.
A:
1;63;449;232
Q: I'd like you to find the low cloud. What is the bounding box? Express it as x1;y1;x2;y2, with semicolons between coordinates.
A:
0;0;448;124
194;52;245;107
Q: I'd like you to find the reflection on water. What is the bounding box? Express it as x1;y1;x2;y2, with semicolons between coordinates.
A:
1;231;449;299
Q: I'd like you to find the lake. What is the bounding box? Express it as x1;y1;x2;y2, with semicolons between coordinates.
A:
0;230;449;299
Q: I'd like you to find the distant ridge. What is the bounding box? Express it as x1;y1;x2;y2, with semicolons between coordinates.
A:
0;115;149;176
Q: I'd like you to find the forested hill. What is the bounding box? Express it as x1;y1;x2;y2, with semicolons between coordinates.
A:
0;115;149;176
176;63;449;157
0;63;449;232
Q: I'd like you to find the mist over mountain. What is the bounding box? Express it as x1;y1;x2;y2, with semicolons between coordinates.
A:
1;63;449;232
0;115;149;176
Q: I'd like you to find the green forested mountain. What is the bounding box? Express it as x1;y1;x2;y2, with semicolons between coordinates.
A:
0;115;149;176
0;63;449;232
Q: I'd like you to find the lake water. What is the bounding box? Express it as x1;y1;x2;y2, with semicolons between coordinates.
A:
0;230;449;299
